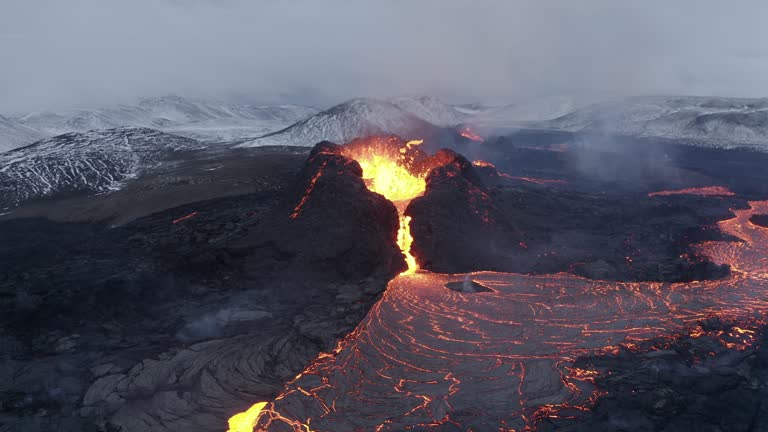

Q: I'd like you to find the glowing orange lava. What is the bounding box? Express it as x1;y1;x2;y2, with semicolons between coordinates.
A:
459;125;484;142
398;215;418;274
227;402;268;432
290;161;328;219
341;137;430;275
344;139;426;203
172;211;198;224
471;160;494;168
648;186;735;197
472;160;567;186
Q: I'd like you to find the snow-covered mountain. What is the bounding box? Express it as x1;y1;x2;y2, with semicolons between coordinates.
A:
19;106;171;134
390;96;467;126
0;128;204;209
466;96;591;126
0;115;49;153
239;98;440;147
390;95;585;128
539;96;768;146
14;96;319;146
137;95;318;124
10;94;768;153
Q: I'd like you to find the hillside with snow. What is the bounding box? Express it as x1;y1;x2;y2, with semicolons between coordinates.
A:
239;98;441;147
137;96;318;124
539;96;768;147
0;128;204;209
390;96;467;126
8;94;768;153
13;96;318;146
0;115;49;153
466;96;592;126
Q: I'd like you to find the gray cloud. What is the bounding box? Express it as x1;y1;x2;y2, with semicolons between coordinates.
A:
1;0;768;113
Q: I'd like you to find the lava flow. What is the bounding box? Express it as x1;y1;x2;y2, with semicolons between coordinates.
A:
648;186;735;197
459;125;484;142
472;160;566;186
234;198;768;431
340;137;434;275
172;211;199;224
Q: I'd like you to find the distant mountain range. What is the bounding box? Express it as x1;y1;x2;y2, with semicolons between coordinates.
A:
0;95;585;152
3;96;320;150
240;95;768;150
238;98;445;148
18;95;320;133
6;94;768;154
4;94;768;213
390;96;468;126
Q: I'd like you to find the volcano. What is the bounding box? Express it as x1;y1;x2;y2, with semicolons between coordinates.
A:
285;136;467;275
238;99;444;148
5;126;768;432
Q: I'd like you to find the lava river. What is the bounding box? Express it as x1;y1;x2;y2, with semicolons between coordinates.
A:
230;145;768;431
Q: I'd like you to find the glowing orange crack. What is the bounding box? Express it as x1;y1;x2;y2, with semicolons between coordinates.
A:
290;161;329;219
172;211;198;224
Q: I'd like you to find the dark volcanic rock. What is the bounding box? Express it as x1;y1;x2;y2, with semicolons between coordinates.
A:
445;279;493;293
750;214;768;228
406;150;524;273
405;148;735;282
469;182;736;282
537;324;768;432
241;141;406;281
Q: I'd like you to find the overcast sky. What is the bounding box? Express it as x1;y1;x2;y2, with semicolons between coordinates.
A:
2;0;768;113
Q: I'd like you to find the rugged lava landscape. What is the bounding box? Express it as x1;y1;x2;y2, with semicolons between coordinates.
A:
2;92;768;432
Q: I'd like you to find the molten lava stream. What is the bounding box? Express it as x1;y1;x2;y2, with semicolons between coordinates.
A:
341;138;428;275
459;125;484;142
395;203;418;275
232;200;768;431
648;186;736;198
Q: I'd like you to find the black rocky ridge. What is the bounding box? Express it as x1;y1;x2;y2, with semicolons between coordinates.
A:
750;214;768;228
538;321;768;432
